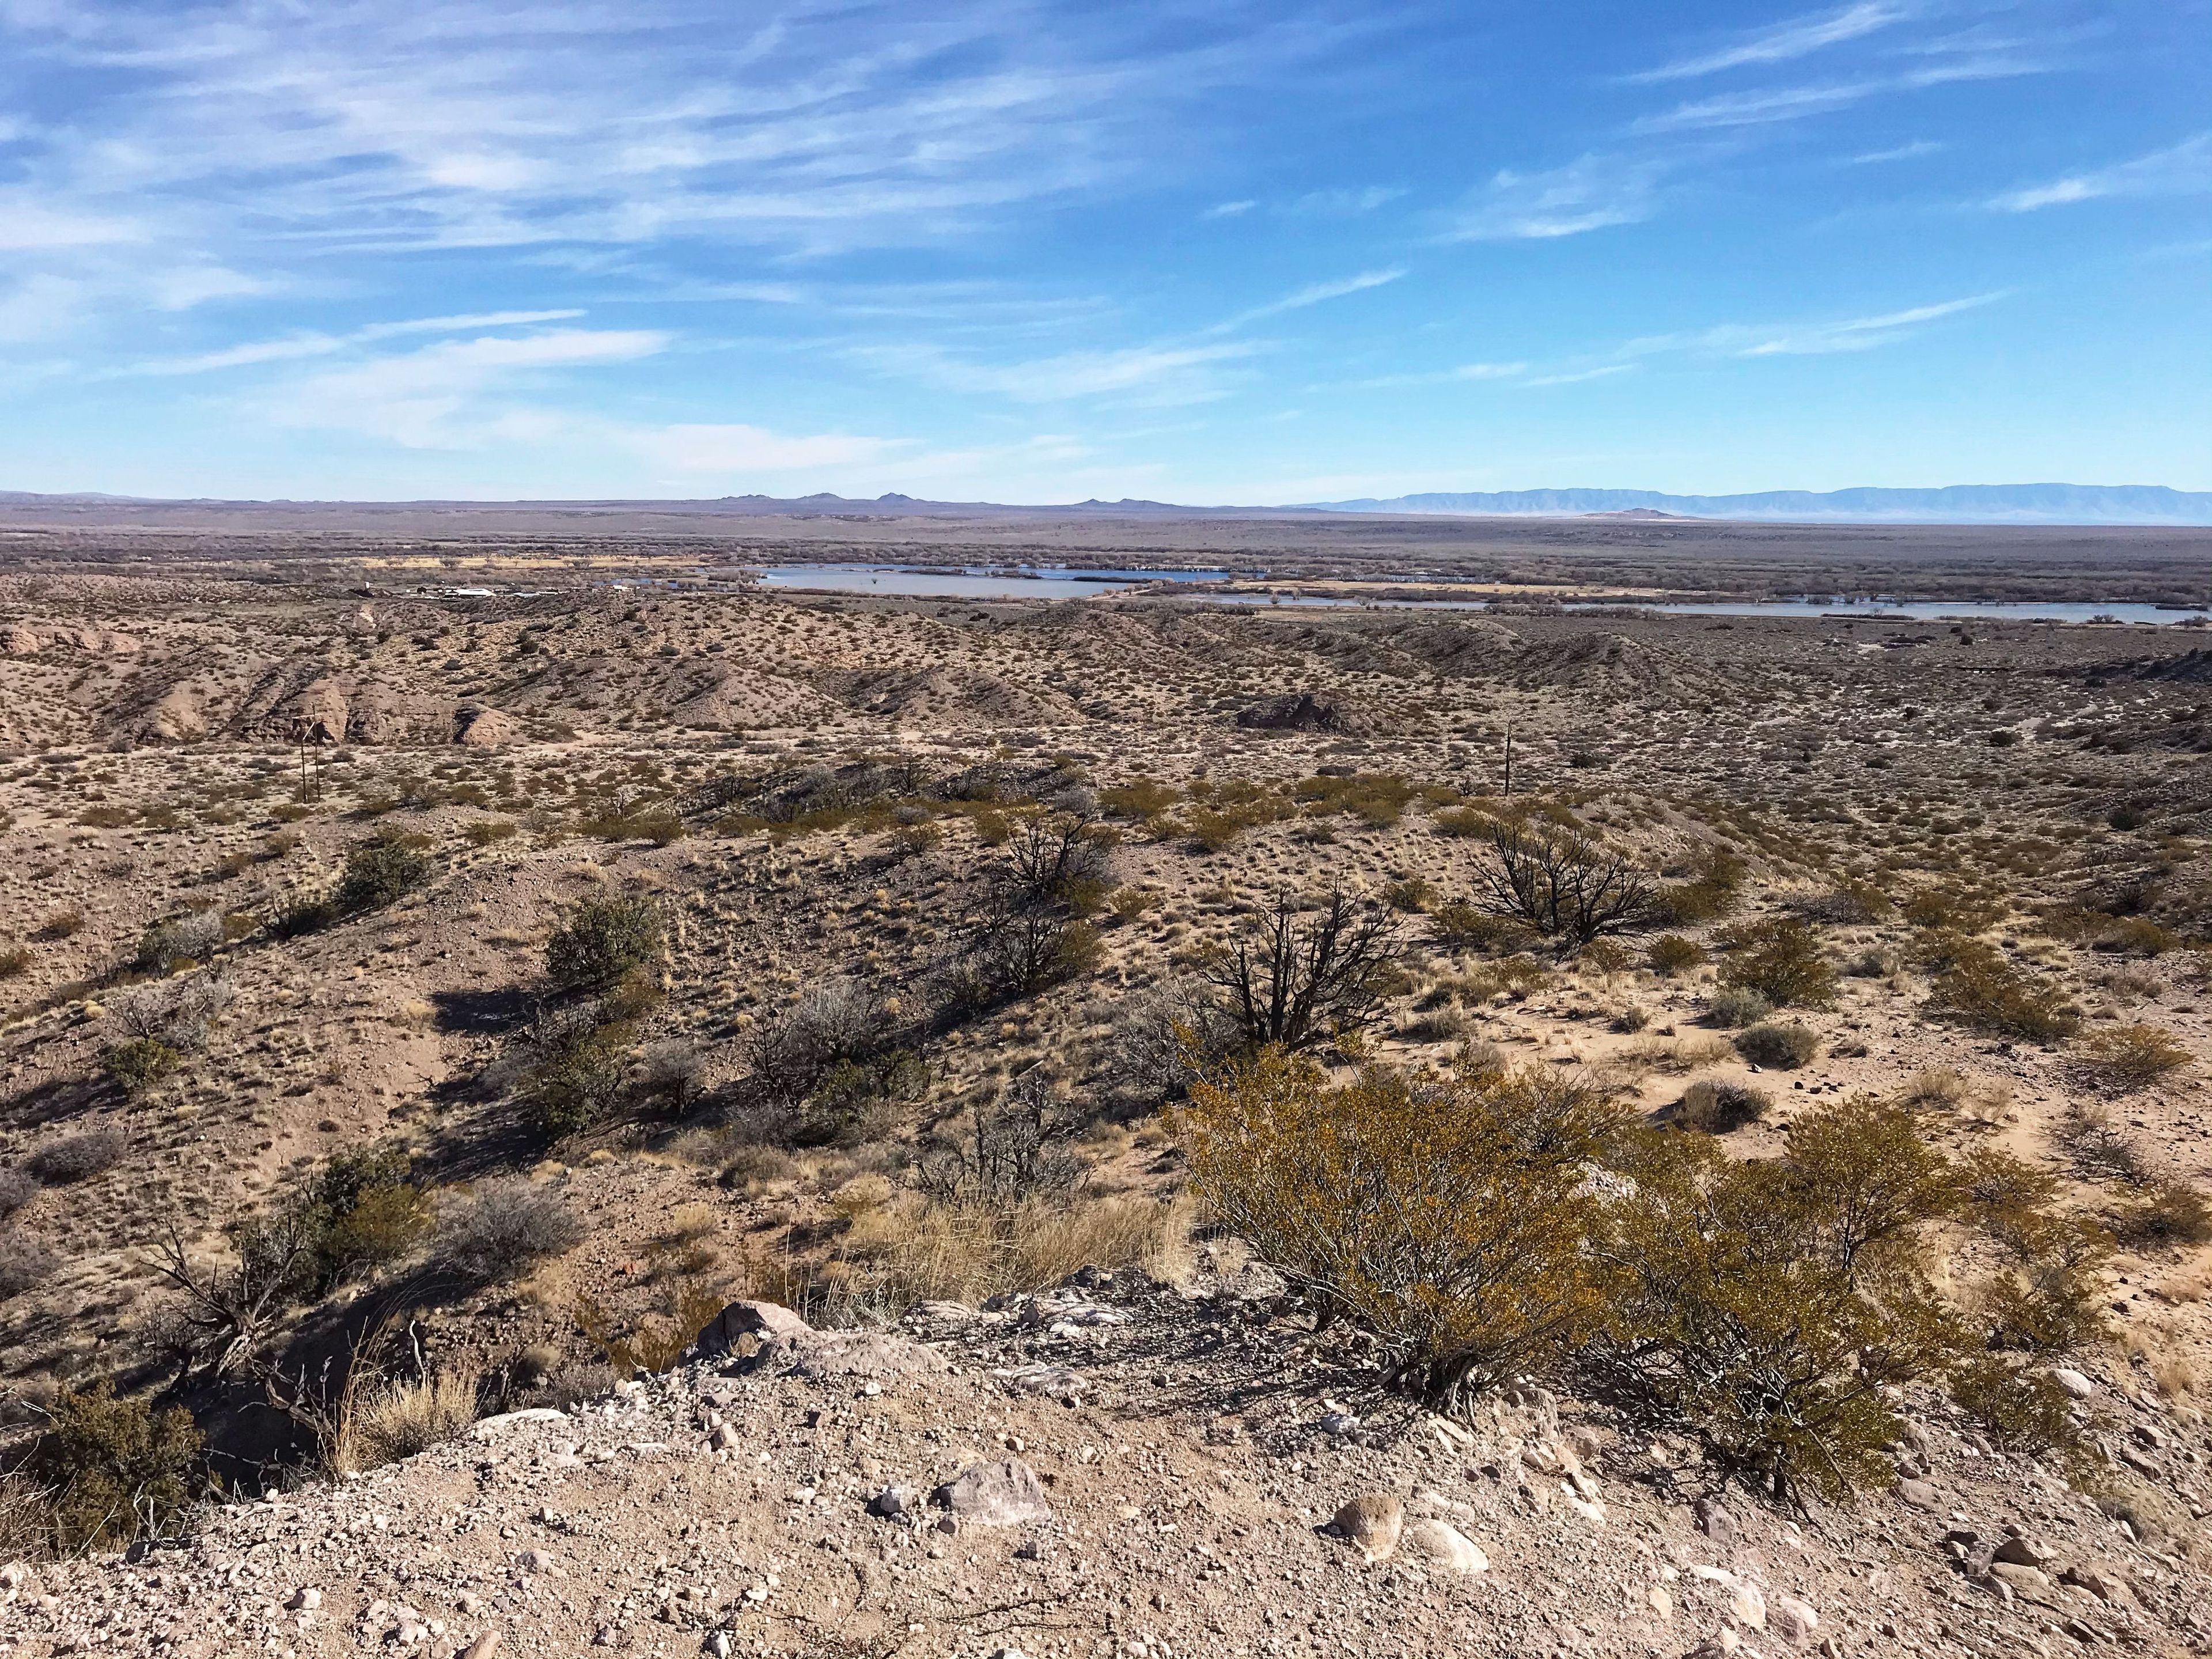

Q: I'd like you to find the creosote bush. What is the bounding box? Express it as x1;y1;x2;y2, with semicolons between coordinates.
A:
1587;1101;1967;1505
100;1036;181;1094
545;894;665;993
1646;934;1707;975
36;1380;202;1555
1926;936;2078;1043
1183;1050;2094;1505
1715;916;1836;1009
1177;1047;1623;1411
2079;1024;2192;1093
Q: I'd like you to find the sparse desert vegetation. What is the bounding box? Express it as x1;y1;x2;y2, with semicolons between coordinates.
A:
2;521;2211;1659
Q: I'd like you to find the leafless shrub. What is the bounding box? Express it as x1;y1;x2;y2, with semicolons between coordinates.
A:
2056;1103;2152;1187
1673;1080;1772;1133
111;971;236;1051
132;910;224;974
1097;978;1237;1113
1198;885;1403;1052
0;1230;59;1300
27;1126;126;1185
917;1074;1084;1209
0;1167;40;1219
437;1179;588;1285
1469;825;1653;946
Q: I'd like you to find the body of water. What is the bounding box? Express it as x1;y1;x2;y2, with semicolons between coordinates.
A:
757;563;1228;600
754;565;2207;624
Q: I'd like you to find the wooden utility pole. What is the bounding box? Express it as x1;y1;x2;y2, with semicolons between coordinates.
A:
1502;724;1514;797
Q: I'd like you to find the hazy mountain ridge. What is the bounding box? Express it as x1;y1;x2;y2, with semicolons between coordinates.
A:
1297;483;2212;525
2;483;2210;527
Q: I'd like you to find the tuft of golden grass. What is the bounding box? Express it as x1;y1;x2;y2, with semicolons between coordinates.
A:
827;1191;1193;1313
348;1370;480;1471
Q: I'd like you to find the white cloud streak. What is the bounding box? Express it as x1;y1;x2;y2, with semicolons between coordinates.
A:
1209;267;1404;332
1622;292;2003;358
1630;2;1911;82
1990;132;2212;212
1438;155;1667;241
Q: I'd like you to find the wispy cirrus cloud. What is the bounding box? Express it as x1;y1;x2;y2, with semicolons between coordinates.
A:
859;339;1265;406
1990;132;2212;212
278;328;669;446
1633;55;2041;135
1622;291;2003;358
1208;267;1404;332
1628;2;1912;82
1438;154;1668;241
131;311;586;376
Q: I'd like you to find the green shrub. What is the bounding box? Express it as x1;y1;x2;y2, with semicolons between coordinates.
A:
101;1037;181;1094
39;1381;202;1554
545;895;665;993
1733;1022;1819;1070
525;1016;637;1138
334;839;431;913
2108;1179;2212;1250
1177;1048;1623;1412
1927;938;2078;1042
1589;1101;1965;1505
2079;1024;2191;1093
1949;1357;2078;1457
1647;934;1707;975
1716;916;1836;1008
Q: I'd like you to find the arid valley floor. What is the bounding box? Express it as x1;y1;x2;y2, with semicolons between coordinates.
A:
3;507;2212;1658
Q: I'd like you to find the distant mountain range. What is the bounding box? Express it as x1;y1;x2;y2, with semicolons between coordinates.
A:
1;482;2208;527
1294;484;2212;525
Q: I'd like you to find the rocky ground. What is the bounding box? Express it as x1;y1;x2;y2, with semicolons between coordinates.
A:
10;1267;2209;1659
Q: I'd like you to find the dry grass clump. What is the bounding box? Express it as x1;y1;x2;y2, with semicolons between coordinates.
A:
1673;1079;1772;1132
1624;1033;1734;1074
1900;1067;1968;1108
348;1370;481;1470
1733;1022;1819;1070
2078;1024;2193;1093
830;1189;1191;1312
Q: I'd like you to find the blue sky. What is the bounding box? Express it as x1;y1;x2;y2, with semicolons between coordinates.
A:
1;0;2206;503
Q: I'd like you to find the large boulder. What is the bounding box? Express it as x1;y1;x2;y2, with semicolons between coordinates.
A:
1236;691;1375;735
688;1298;812;1364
